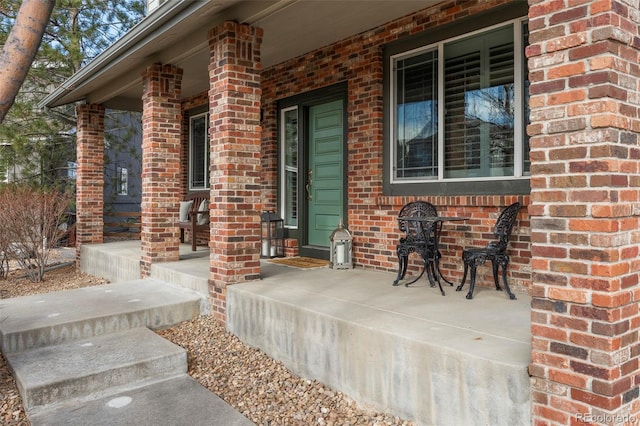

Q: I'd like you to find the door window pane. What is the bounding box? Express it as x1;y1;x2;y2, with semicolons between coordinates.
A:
282;108;298;227
190;113;209;189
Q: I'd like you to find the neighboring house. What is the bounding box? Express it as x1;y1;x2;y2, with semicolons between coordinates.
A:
103;111;142;213
102;111;143;239
0;110;142;237
39;1;640;424
0;53;75;189
0;139;75;188
0;142;20;183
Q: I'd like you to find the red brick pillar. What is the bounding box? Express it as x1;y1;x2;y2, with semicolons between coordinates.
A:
75;104;105;266
208;22;263;321
528;2;640;424
140;63;183;276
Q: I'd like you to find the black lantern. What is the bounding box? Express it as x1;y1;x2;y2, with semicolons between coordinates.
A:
260;211;284;258
329;219;353;269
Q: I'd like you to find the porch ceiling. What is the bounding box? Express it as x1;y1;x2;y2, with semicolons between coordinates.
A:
40;0;436;111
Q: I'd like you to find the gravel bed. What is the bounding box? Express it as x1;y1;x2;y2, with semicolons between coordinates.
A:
0;252;415;426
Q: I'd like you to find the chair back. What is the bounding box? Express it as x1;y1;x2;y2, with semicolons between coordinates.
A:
397;201;437;233
490;202;520;252
182;192;209;222
397;201;438;244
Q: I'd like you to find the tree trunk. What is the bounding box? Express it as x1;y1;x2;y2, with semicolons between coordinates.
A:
0;0;55;124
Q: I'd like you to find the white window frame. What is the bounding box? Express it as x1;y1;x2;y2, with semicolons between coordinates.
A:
390;17;528;185
189;112;210;190
117;166;128;195
67;161;77;180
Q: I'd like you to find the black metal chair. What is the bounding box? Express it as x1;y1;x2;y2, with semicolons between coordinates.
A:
392;201;446;295
456;202;520;300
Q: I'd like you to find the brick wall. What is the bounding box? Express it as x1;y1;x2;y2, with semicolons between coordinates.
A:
377;195;530;292
207;22;263;321
259;0;531;292
140;63;183;275
76;104;105;265
527;0;640;423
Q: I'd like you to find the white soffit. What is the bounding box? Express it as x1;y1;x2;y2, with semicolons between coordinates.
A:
43;1;435;109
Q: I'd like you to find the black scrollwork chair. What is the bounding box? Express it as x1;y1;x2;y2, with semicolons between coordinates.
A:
456;202;520;300
392;201;445;295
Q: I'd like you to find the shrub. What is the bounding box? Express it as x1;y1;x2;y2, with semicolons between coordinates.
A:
0;184;72;282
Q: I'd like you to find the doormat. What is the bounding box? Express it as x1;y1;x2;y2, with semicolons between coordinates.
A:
267;256;330;269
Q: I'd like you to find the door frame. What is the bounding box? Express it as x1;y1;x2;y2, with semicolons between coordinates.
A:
277;83;348;259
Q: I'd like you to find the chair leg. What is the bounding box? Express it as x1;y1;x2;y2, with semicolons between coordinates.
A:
180;228;185;243
191;231;197;251
466;265;477;299
432;250;454;287
393;252;408;286
404;266;425;287
404;248;435;287
424;256;436;288
405;250;426;287
491;259;502;291
456;256;469;292
499;255;517;300
426;258;445;296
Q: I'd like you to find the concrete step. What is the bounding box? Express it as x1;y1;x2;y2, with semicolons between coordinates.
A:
5;327;187;411
0;274;249;425
80;241;142;283
28;374;253;426
0;278;202;353
150;256;210;309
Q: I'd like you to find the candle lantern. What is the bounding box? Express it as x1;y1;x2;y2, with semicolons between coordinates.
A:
329;219;353;269
260;211;284;258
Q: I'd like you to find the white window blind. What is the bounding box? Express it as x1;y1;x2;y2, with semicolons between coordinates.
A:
444;25;515;179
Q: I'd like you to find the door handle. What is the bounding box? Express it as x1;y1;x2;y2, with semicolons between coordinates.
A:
306;170;313;201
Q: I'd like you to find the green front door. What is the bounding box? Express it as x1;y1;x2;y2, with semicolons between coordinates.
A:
306;99;344;248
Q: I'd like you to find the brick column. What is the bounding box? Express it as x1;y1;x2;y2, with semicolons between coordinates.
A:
75;104;105;266
208;22;263;321
140;63;183;276
527;2;640;424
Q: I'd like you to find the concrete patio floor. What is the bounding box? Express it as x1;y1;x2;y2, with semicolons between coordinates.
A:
80;240;532;425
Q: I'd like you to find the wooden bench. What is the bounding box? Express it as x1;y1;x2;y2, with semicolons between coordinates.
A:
103;211;141;240
178;192;210;251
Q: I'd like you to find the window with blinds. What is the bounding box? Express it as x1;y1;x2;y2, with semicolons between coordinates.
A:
391;19;528;183
444;25;514;178
395;50;438;178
